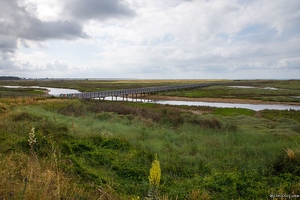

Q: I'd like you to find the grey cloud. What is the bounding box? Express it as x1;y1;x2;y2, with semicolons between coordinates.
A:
0;0;87;42
0;0;88;73
0;36;17;53
18;20;87;41
65;0;135;20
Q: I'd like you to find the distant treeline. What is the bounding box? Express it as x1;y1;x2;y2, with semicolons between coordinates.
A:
0;76;21;80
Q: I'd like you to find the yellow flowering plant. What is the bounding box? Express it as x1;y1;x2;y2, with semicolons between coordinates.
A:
147;154;161;200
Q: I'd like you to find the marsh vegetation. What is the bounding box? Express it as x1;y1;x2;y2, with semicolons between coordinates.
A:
0;79;300;199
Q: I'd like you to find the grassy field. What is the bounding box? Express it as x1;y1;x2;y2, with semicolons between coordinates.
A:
0;79;224;93
0;79;300;199
1;79;299;103
159;80;300;103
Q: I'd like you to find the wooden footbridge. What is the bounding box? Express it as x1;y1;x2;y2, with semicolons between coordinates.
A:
67;82;231;100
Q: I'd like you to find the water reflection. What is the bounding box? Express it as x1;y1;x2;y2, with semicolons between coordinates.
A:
228;86;280;90
153;100;300;111
101;96;300;111
3;86;299;111
96;96;154;103
3;86;81;96
228;86;256;89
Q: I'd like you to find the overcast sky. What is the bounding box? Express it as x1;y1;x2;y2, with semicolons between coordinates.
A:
0;0;299;79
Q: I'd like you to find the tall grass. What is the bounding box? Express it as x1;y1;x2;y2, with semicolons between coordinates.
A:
1;98;300;199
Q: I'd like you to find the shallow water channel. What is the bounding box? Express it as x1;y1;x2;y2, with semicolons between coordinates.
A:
3;86;81;96
3;86;300;111
152;100;300;111
100;96;300;111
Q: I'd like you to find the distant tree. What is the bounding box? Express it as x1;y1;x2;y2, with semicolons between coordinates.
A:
0;76;21;80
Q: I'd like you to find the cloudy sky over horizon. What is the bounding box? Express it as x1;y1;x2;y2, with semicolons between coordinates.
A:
0;0;299;79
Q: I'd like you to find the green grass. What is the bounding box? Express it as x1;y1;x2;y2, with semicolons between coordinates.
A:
1;97;300;199
0;79;300;199
212;107;255;116
2;79;300;104
0;79;214;93
0;87;46;97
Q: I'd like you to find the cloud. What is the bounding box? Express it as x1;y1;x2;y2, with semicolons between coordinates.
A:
0;0;134;76
1;0;299;79
0;36;17;54
0;0;87;42
64;0;135;20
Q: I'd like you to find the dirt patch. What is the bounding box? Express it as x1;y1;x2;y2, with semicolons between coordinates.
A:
144;95;300;105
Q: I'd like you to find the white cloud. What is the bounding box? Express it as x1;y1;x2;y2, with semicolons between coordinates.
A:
1;0;299;79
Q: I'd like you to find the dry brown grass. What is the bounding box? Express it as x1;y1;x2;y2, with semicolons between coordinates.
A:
284;148;296;161
0;153;111;200
158;189;210;200
188;189;211;200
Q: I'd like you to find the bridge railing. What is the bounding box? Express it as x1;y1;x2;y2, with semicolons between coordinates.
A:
70;82;222;99
69;81;253;100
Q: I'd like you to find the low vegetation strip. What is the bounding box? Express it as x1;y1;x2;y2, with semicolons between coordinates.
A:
158;80;300;104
